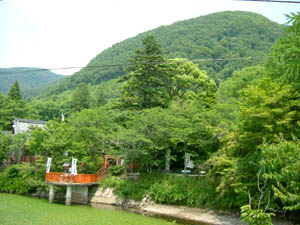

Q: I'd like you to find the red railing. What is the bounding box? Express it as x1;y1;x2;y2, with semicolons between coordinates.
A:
45;155;120;184
46;172;100;184
9;156;39;164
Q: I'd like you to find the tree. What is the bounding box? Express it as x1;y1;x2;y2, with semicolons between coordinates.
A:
127;108;175;172
260;136;300;211
166;58;217;107
121;35;168;109
0;94;6;108
0;131;12;163
71;82;92;112
8;81;22;101
27;107;121;173
267;12;300;90
0;82;26;130
218;66;266;103
238;78;300;153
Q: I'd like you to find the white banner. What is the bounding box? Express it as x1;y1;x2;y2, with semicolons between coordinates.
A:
71;158;77;175
46;157;52;173
185;153;194;169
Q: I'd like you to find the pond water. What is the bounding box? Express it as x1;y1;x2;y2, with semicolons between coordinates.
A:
1;193;206;225
90;203;208;225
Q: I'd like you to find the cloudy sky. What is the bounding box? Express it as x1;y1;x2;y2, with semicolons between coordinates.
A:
0;0;299;75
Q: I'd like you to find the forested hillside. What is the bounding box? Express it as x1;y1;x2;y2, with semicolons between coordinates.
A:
1;11;300;225
42;11;283;97
0;67;65;98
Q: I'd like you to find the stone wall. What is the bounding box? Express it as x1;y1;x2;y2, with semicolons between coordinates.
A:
88;185;143;208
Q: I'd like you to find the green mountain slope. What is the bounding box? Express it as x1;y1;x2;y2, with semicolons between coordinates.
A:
0;68;65;98
42;11;283;97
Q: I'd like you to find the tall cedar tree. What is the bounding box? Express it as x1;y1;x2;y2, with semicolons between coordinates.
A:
122;36;168;109
8;81;22;101
0;81;26;130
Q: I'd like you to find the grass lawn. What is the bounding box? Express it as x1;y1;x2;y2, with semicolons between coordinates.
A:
0;193;173;225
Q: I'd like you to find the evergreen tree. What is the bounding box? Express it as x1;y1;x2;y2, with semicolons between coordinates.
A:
121;35;168;109
0;93;6;109
0;81;26;130
7;81;22;101
71;82;92;112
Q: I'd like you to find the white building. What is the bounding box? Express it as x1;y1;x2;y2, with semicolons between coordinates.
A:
13;118;47;134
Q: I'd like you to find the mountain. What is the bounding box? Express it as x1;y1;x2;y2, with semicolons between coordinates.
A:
0;67;65;98
41;11;283;97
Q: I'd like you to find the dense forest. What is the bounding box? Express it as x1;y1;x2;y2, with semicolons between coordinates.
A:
41;11;283;97
0;67;64;99
0;11;300;225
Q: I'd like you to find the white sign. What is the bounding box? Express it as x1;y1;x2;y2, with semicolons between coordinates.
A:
71;158;77;175
46;157;52;173
187;160;194;169
185;153;194;169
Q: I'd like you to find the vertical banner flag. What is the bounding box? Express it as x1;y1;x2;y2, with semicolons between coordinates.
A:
46;157;52;173
71;158;77;175
185;153;194;169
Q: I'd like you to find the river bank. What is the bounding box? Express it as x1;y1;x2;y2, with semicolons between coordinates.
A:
88;187;293;225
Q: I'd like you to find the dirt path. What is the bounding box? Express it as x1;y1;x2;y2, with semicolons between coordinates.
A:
140;203;292;225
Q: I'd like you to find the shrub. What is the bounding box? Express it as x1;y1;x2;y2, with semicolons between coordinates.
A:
100;173;217;207
110;165;126;176
240;205;274;225
0;163;47;194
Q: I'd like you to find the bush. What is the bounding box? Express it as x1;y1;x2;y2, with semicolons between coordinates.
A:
0;163;47;194
240;205;274;225
149;175;217;207
100;173;217;207
110;165;126;176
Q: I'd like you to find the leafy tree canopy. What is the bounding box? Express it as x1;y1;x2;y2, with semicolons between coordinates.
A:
267;13;300;90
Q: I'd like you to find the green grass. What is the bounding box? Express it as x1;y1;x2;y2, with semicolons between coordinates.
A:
0;193;173;225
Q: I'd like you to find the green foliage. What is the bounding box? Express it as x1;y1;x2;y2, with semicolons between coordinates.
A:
260;137;300;211
238;78;300;152
267;12;300;90
218;65;266;103
71;82;92;112
166;58;217;106
240;205;274;225
121;35;169;109
0;67;64;99
101;173;217;208
8;81;22;101
0;81;28;130
41;11;282;97
3;12;298;221
149;175;217;207
0;131;28;165
0;164;47;194
26;108;121;173
27;98;62;121
109;165;126;176
0;131;12;163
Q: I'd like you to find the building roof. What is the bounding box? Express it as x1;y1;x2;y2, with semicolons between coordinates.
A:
14;118;47;125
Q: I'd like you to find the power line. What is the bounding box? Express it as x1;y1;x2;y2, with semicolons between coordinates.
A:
234;0;300;3
0;56;272;75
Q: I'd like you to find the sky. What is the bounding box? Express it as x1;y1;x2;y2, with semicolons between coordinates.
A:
0;0;299;75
